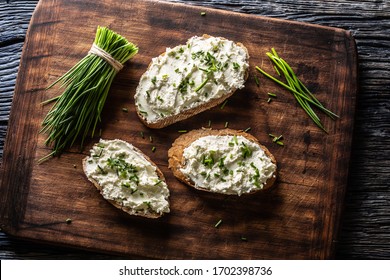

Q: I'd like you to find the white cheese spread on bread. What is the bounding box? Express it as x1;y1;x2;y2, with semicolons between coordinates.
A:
180;135;276;196
135;35;249;127
84;139;170;216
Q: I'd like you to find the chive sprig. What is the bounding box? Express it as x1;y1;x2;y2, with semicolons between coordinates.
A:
256;48;339;132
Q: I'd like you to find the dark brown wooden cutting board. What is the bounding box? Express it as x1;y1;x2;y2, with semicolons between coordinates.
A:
0;0;357;259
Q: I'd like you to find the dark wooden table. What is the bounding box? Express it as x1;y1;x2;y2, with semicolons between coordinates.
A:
0;0;389;259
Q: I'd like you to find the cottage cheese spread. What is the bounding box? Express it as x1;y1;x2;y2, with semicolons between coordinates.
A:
135;35;249;124
84;139;170;215
180;135;276;196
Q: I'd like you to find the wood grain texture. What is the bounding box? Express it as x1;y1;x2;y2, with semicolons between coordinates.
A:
0;0;389;260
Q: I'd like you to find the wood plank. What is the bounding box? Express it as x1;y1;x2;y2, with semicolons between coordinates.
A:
0;0;357;259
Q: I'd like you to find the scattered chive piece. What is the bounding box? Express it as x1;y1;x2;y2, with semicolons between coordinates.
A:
269;133;284;146
195;77;209;92
215;219;223;228
241;236;248;241
154;179;162;186
220;100;228;109
73;164;77;168
201;11;206;16
208;120;212;127
152;146;156;152
225;121;229;128
267;98;272;103
254;75;260;86
268;92;277;97
256;48;339;132
140;131;144;139
66;218;72;224
244;127;251;133
178;130;187;133
149;136;153;143
122;107;128;112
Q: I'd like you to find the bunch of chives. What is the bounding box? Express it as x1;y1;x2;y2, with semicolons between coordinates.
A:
256;48;339;132
40;26;138;162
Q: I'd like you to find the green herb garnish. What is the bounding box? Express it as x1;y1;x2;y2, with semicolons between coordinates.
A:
202;151;215;168
40;26;138;162
268;92;277;97
154;179;163;186
240;142;252;159
232;62;240;70
254;75;260;86
256;48;339;132
220;100;228;109
250;162;261;188
215;219;223;228
107;157;139;184
195;77;209;92
269;133;284;146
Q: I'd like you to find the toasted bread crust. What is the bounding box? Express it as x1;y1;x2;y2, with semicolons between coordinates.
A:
82;141;169;219
135;34;250;129
168;128;277;194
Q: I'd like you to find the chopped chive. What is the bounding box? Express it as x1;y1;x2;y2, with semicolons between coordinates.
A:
268;92;277;97
254;75;260;86
200;11;206;16
267;97;272;103
97;165;107;174
208;120;212;127
220;100;228;109
269;133;284;145
244;127;251;133
241;236;248;241
195;77;209;92
178;130;188;133
154;179;163;186
140;131;144;139
149;136;153;143
122;107;128;112
215;219;223;228
151;146;156;152
224;121;229;128
65;218;72;224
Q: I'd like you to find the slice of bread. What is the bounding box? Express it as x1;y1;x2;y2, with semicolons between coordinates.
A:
168;128;277;196
83;139;170;218
134;34;250;128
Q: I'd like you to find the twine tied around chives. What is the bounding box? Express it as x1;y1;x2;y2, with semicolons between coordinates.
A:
39;26;138;163
88;43;124;72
